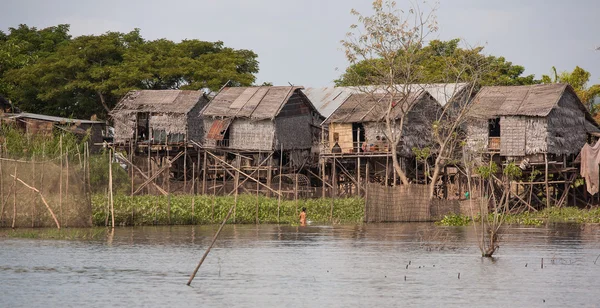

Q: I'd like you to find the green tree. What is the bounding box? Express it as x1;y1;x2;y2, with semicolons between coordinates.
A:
542;66;600;112
335;38;538;87
1;24;259;119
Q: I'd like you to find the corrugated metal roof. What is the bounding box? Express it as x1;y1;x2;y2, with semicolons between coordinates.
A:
8;113;105;124
111;90;205;115
324;90;427;124
303;83;468;119
201;86;305;120
302;87;354;118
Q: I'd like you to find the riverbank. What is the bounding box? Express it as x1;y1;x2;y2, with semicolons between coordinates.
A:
92;194;364;226
436;206;600;226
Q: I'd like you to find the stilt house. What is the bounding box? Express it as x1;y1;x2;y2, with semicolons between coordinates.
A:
465;83;600;161
110;90;208;144
200;86;322;163
321;89;440;156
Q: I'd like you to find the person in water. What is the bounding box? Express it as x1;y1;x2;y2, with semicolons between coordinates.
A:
299;207;307;226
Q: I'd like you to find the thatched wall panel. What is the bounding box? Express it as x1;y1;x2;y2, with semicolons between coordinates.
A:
465;119;488;153
547;91;587;155
525;117;547;154
149;114;187;143
186;99;206;143
274;114;313;150
229;119;275;151
113;113;135;142
500;116;526;156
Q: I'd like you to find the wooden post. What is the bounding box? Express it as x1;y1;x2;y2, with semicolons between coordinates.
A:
545;153;550;208
256;151;260;224
277;144;283;223
187;200;236;286
364;162;369;222
147;141;151;195
12;165;16;228
31;155;35;227
322;157;326;198
108;149;115;228
202;150;207;195
233;155;240;223
166;137;171;225
65;148;69;228
357;156;361;197
294;173;299;216
212;155;216;223
59;135;63;227
184;140;188;192
331;156;336;222
192;162;196;224
267;154;273;197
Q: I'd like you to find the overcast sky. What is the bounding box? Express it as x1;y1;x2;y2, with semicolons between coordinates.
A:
1;0;599;87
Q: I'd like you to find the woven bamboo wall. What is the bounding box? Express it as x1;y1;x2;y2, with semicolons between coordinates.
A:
500;116;526;156
329;123;353;152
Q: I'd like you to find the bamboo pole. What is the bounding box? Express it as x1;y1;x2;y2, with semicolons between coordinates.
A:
31;155;35;227
277;144;283;223
130;141;134;224
184;139;188;192
322;157;326;198
294;173;299;216
166;136;171;225
202;150;207;195
256;151;260;225
59;135;63;227
147;141;151;195
267;154;273;198
331;156;336;222
187;200;236;286
233;155;240;223
111;149;168;195
0;147;3;223
212;155;216;223
206;151;281;196
10;173;60;229
364;162;369;222
65;148;69;228
192;162;196;224
109;149;115;228
11;165;16;228
545;153;550;208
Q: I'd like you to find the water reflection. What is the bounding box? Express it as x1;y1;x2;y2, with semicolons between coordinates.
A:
1;223;600;307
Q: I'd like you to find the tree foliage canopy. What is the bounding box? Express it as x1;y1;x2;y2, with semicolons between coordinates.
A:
335;38;538;87
0;24;259;119
542;66;600;112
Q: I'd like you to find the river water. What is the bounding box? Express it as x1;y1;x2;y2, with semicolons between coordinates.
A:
1;223;600;307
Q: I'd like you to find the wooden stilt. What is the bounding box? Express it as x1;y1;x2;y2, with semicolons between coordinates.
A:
109;149;115;228
202;150;207;195
212;154;217;223
322;157;326;198
357;156;361;197
256;151;260;225
65;149;69;228
267;153;273;197
331;156;336;222
59;135;63;227
166;137;171;225
184;140;188;192
364;161;369;222
545;153;550;208
233;155;240;223
11;165;16;228
192;162;196;224
277;144;283;223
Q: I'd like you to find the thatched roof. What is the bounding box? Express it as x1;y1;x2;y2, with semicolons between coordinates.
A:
201;86;312;120
470;84;582;117
111;90;206;115
303;83;468;119
323;90;430;124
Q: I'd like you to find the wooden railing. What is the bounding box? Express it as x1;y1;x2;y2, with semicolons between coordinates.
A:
488;137;500;151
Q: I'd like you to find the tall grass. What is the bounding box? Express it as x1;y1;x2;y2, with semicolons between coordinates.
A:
92;194;364;226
